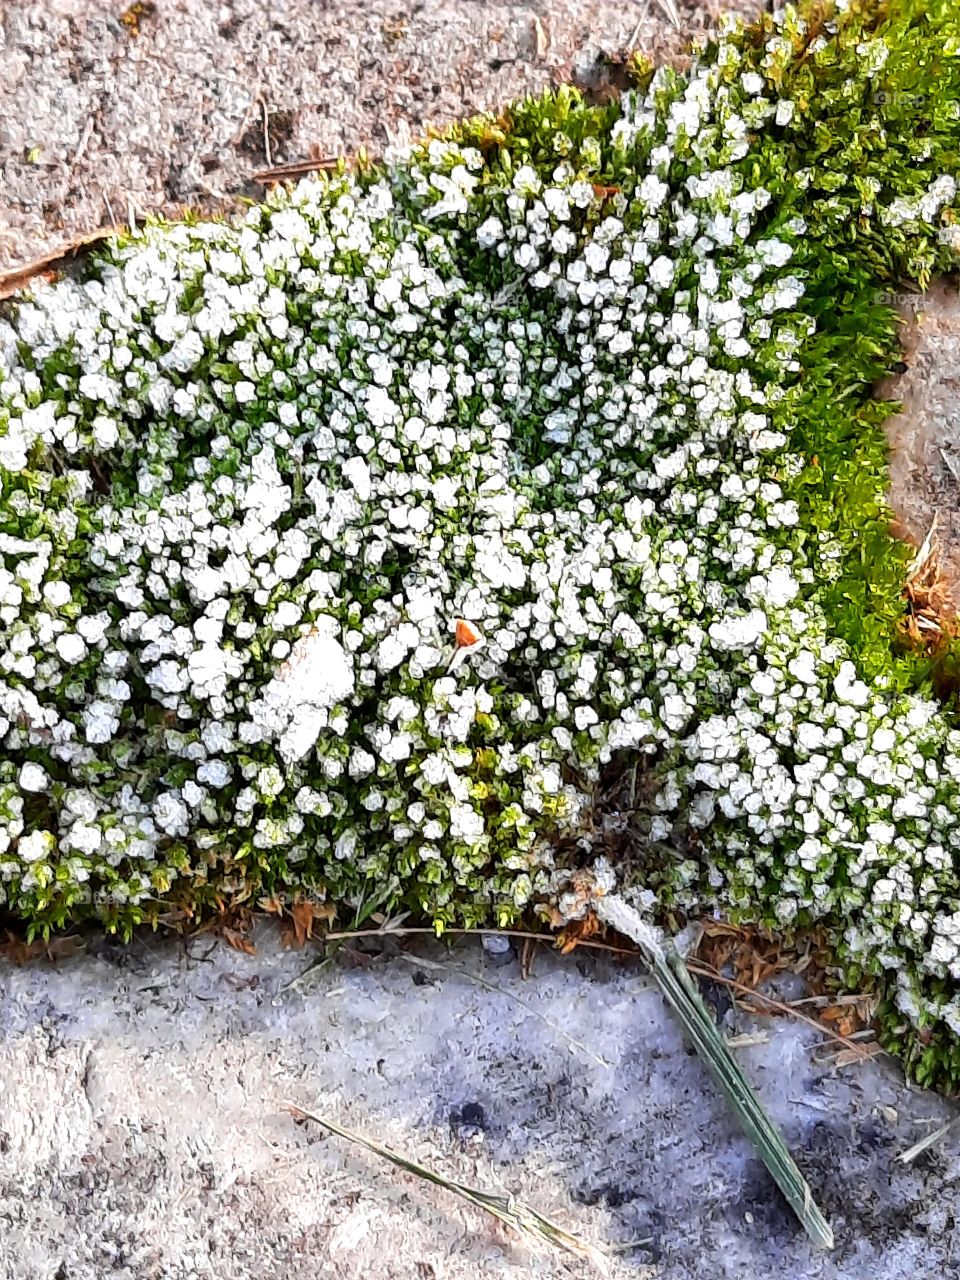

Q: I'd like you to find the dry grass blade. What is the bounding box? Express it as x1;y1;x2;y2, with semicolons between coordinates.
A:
897;1116;960;1164
595;896;835;1251
654;0;682;31
284;1104;609;1271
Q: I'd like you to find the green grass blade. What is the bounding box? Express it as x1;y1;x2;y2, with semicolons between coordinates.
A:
595;896;835;1251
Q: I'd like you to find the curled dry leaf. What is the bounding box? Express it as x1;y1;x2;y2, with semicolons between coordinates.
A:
556;912;604;954
220;925;256;956
281;900;337;948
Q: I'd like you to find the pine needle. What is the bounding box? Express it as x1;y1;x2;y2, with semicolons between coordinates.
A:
896;1116;960;1164
594;896;835;1251
654;0;682;31
284;1104;610;1271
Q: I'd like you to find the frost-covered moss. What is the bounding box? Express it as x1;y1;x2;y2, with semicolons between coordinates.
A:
2;0;960;1086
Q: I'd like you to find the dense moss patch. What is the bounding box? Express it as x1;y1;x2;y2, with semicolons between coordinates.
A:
1;0;960;1087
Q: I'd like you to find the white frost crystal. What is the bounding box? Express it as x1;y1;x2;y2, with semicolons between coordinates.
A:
18;763;48;793
252;620;355;763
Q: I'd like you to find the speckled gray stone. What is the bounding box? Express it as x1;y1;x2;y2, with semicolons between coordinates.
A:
1;928;959;1280
880;280;960;603
0;0;759;273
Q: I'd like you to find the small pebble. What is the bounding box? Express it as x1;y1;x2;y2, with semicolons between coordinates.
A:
481;934;514;966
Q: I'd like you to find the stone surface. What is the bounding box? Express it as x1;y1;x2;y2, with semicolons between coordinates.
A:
0;0;760;274
880;280;960;608
1;928;959;1280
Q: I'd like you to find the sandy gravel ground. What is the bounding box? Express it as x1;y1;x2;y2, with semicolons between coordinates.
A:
0;0;761;273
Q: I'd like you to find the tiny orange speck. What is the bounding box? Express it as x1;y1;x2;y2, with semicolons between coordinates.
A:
455;619;482;647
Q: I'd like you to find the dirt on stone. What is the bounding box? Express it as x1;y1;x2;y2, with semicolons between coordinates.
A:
880;280;960;618
0;0;761;276
2;926;960;1280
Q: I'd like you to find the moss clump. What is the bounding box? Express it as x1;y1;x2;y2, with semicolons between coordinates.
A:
1;0;960;1088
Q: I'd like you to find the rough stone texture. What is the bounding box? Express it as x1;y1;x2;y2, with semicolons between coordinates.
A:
1;928;959;1280
880;281;960;609
0;0;762;274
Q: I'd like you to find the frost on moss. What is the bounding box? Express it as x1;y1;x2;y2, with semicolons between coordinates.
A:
1;0;960;1085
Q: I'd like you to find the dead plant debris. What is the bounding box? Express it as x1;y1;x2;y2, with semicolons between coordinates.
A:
118;1;156;39
284;1103;610;1268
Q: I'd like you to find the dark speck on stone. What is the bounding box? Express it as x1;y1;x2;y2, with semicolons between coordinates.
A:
449;1102;487;1144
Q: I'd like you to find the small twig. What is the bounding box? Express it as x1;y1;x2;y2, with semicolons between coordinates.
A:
284;1104;609;1270
316;923;878;1059
686;960;876;1061
786;993;868;1008
813;1042;883;1070
125;194;141;235
610;1236;654;1252
726;1032;770;1050
278;953;337;994
654;0;682;31
624;0;651;51
941;448;960;484
907;514;939;580
788;1096;838;1115
72;115;95;168
260;98;272;170
229;79;262;147
251;156;340;183
321;924;556;945
0;228;124;300
519;935;536;980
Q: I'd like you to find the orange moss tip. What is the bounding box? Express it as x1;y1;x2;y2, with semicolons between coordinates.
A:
454;618;483;647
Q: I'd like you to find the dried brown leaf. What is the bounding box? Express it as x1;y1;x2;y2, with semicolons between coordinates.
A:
556;911;603;954
279;900;336;948
0;932;47;965
221;925;256;956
